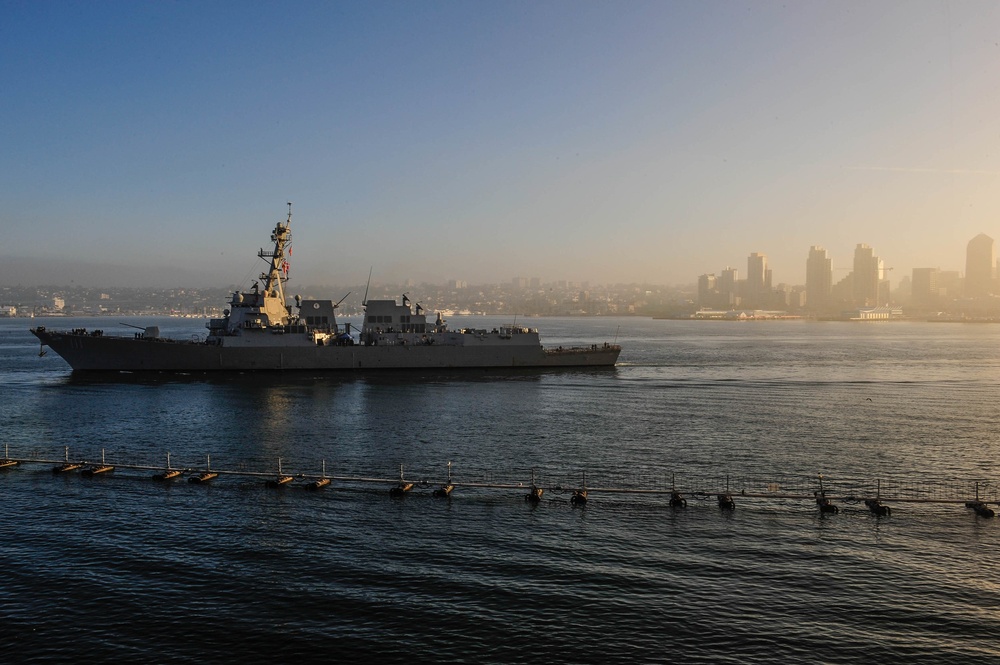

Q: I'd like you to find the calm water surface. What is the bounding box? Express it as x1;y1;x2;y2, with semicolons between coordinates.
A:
1;317;998;663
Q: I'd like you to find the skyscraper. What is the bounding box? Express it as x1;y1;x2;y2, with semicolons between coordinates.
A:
911;268;940;307
852;243;883;307
965;233;995;298
719;267;739;306
697;273;718;307
746;252;771;308
806;246;832;311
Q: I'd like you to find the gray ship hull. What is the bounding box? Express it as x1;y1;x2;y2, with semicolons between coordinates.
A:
31;329;620;372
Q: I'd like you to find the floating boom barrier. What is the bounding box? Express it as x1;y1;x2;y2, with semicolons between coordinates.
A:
1;445;997;520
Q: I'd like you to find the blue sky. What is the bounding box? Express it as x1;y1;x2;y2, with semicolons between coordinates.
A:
2;1;999;288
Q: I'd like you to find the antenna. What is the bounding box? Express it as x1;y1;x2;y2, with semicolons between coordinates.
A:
362;267;373;306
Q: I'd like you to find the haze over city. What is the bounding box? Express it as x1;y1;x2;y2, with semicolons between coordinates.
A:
2;1;999;289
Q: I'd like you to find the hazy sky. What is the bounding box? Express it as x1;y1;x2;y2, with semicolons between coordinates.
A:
2;1;999;288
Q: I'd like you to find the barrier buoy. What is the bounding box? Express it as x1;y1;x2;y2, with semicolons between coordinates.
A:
390;464;414;497
305;460;332;490
815;493;838;514
188;455;217;484
188;471;219;484
305;477;331;490
525;486;543;503
152;452;182;481
815;475;838;514
265;457;295;488
865;498;891;517
52;446;81;474
570;471;589;507
81;450;113;478
816;499;838;514
524;469;544;503
966;501;996;518
718;476;735;510
965;482;995;518
81;465;114;478
668;475;686;508
433;461;454;498
389;482;414;497
866;480;890;516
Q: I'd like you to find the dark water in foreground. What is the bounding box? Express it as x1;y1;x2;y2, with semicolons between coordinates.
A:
1;317;998;663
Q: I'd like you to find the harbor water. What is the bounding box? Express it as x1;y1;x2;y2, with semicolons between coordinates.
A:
1;316;998;663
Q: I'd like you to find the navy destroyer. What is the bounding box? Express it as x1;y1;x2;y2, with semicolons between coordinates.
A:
31;206;621;372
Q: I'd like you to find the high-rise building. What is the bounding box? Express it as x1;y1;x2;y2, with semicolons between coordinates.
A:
697;273;718;307
806;246;832;310
911;268;939;307
938;271;962;297
719;267;739;306
852;244;884;306
965;233;995;298
745;253;771;308
832;273;853;305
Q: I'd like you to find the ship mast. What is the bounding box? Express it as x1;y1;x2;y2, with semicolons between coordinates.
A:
259;202;292;307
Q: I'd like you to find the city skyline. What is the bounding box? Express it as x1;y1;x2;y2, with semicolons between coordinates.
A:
700;231;1000;312
8;231;1000;319
2;2;999;289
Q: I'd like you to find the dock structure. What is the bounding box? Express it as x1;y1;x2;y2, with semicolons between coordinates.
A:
1;446;997;520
